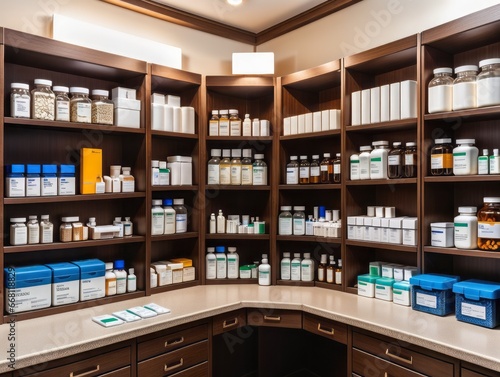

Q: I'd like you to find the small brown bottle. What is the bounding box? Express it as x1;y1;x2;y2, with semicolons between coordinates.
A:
333;153;341;183
320;153;333;183
388;142;404;179
309;155;321;184
326;255;335;283
404;142;417;178
318;254;327;282
299;155;310;184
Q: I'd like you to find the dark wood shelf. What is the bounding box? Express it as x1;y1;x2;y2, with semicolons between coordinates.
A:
345;118;417;133
346;287;358;295
276;280;315;287
152;185;199;192
151;280;200;294
315;281;343;291
205;185;270;191
151;130;198;139
3;290;145;322
4;192;146;204
4;236;146;254
280;129;340;141
205;76;275;99
424;106;500;122
206;234;269;240
345;240;418;253
423;246;500;259
346;178;417;186
281;60;341;90
205;278;258;285
424;175;500;183
4;117;145;134
206;135;273;142
151;232;199;242
151;64;202;89
279;184;341;190
276;235;341;244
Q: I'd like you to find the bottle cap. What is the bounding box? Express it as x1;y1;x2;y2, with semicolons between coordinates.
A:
114;260;125;269
281;206;292;211
454;65;478;74
91;89;109;97
435;138;452;144
458;206;477;214
456;139;475;145
479;58;500;68
163;198;173;206
231;149;242;158
483;197;500;203
254;154;265;159
215;246;226;253
283;252;290;258
53;86;69;92
129;268;135;274
433;67;452;74
222;149;231;157
34;78;52;86
173;198;184;205
207;247;215;252
293;206;306;211
228;247;237;252
300;155;308;160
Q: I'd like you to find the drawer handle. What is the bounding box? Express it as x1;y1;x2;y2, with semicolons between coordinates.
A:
223;317;239;328
164;336;184;348
164;358;184;372
317;323;334;335
385;349;413;365
263;315;281;322
70;365;100;377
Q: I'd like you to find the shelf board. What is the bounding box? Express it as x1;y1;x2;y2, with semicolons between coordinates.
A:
206;135;273;142
280;129;340;141
345;286;358;295
423;246;500;259
152;185;199;192
279;184;341;190
205;76;275;99
424;106;500;122
151;130;198;139
345;240;418;253
276;280;315;287
3;291;145;322
4;235;146;253
151;280;200;293
346;178;417;186
151;232;199;242
206;234;269;240
345;118;417;133
205;278;258;285
4;117;145;134
424;175;500;183
315;281;343;291
4;192;146;204
276;235;341;244
205;185;270;191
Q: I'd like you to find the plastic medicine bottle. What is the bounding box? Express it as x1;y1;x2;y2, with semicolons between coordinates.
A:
291;253;301;281
453;139;478;175
428;67;453;113
151;199;165;235
286;156;299;184
359;146;372;180
253;154;267;185
105;262;117;296
208;149;222;185
258;258;271;286
127;268;137;292
163;198;176;234
27;215;39;244
39;214;53;244
32;79;55;120
53;86;70;122
477;197;500;251
215;246;227;279
241;149;253;185
209;110;219;136
206;247;217;280
292;206;306;235
230;149;242;185
350;152;360;180
173;198;187;233
301;253;314;282
114;260;127;294
454;206;478;250
370;141;389;179
281;252;291;280
219;149;231;185
227;247;240;279
279;206;293;235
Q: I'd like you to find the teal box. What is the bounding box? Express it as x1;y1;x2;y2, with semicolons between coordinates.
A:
410;274;460;316
4;265;52;313
452;279;500;328
71;259;105;301
46;262;80;306
393;281;411;306
358;274;379;298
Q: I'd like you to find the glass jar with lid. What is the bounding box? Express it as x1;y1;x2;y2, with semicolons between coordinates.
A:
53;86;70;122
299;155;310;184
309;155;321;183
252;154;267;186
477;197;500;251
286;156;299;184
431;138;453;176
279;206;293;235
292;206;306;235
404;142;417;178
69;87;91;123
477;58;500;107
229;109;241;136
91;89;114;125
60;216;76;242
11;83;31;118
428;67;453;113
32;79;55;120
388;141;404;179
453;65;478;110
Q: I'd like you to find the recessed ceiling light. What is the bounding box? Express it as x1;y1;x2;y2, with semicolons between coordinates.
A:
227;0;243;6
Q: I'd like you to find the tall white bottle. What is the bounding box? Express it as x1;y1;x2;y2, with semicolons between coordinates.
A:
258;258;271;286
227;247;240;279
163;199;176;234
301;253;314;282
151;199;164;235
280;252;291;280
291;253;301;281
215;246;227;279
206;247;217;280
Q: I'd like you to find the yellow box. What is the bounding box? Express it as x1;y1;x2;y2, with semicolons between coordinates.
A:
80;148;102;194
170;258;193;268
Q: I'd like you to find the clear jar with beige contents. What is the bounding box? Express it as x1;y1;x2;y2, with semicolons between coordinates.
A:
32;79;55;120
69;87;91;123
60;216;83;242
91;89;114;125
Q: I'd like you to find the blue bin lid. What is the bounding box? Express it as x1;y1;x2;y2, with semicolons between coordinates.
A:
71;259;105;277
452;279;500;300
42;164;57;174
59;164;75;174
4;265;51;288
46;262;80;281
409;273;460;291
6;164;25;174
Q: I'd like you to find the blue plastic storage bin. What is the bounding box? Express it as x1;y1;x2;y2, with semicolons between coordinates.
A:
409;274;460;316
452;279;500;328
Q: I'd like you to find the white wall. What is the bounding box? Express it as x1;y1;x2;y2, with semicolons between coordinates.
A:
259;0;500;75
1;0;500;76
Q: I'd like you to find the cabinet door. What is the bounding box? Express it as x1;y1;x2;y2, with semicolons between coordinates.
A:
462;367;500;377
100;367;131;377
247;309;302;328
137;340;208;377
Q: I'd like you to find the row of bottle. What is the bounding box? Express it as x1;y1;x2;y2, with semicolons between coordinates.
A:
286;153;341;184
105;260;137;296
151;199;188;235
428;60;500;113
350;141;417;180
208;149;268;185
209;210;266;234
280;252;342;283
278;206;341;237
209;110;270;137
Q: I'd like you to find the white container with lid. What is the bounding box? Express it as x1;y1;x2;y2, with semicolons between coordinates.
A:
167;156;192;185
292;206;306;236
370;141;389;179
279;206;293;235
359;145;372;180
430;222;454;247
453;65;478;110
453;139;478;175
11;83;31;118
428;67;453;113
477;58;500;107
10;217;27;245
454;206;478;250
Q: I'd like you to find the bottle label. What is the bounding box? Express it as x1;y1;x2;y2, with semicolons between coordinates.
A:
299;167;309;179
291;263;301;280
206;259;217;279
318;268;325;282
454;222;470;243
405;154;415;165
431;155;443;169
175;214;188;233
151;211;164;235
320;165;328;172
477;77;500;106
310;166;320;177
279;218;293;235
286;167;298;184
281;261;291;280
209;120;219;136
241;166;252;184
56;101;70;121
231;166;242;184
208;165;220;185
453;152;472;173
478;221;500;238
253;167;267;185
333;164;341;174
370;157;382;176
13;97;30;118
350;163;359;180
335;270;342;285
220;166;231;184
76;102;91;122
219;119;230;136
293;219;305;235
326;269;334;283
388;155;400;166
230;120;241;136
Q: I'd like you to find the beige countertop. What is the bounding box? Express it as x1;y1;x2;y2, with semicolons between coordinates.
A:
1;285;499;373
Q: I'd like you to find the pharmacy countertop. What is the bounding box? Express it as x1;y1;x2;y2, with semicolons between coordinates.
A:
0;285;499;373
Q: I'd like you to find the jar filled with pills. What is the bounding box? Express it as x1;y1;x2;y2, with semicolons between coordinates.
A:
477;198;500;251
53;86;70;122
70;87;91;123
10;218;27;246
91;89;114;125
10;83;31;118
32;79;55;120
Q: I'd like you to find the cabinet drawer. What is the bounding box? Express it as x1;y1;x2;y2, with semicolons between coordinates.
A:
138;340;208;377
213;309;247;335
15;347;130;377
462;367;500;377
353;349;426;377
168;362;208;377
353;331;454;377
100;366;131;377
247;309;302;328
303;313;348;344
138;324;209;361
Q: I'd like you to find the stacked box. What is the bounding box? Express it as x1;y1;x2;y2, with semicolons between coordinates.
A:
453;279;500;328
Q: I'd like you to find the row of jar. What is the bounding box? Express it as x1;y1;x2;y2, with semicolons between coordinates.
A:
286;153;341;184
428;59;500;113
207;149;268;185
350;141;417;180
278;205;341;237
208;110;271;137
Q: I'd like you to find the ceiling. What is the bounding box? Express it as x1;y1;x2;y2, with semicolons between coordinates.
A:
103;0;362;45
